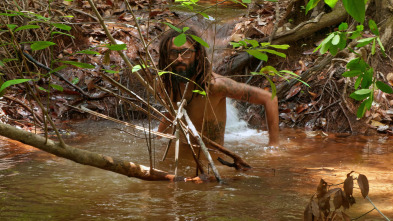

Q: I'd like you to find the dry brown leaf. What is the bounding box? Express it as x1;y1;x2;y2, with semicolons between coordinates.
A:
344;175;353;197
303;203;314;221
285;86;301;100
333;189;343;210
317;179;328;198
357;174;369;198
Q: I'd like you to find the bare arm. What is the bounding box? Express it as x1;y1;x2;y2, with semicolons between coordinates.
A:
210;73;279;146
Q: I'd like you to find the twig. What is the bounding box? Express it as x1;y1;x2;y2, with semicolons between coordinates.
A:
182;108;222;182
365;196;391;221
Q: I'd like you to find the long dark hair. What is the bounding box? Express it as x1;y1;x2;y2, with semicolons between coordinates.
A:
158;27;211;102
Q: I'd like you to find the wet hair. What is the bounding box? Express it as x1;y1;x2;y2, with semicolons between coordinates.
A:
158;27;211;102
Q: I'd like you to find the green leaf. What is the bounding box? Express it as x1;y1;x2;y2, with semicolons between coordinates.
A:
265;76;277;99
60;60;95;69
371;38;376;55
131;64;149;73
338;22;348;31
305;0;321;14
51;31;74;38
320;40;332;54
280;70;310;87
354;76;362;89
376;37;386;57
158;71;171;76
368;19;379;36
350;90;370;101
190;34;209;48
51;23;71;31
7;24;18;31
49;83;63;92
356;37;375;47
269;44;290;50
244;39;259;48
329;45;338;55
72;77;79;84
342;70;362;77
342;0;365;24
0;13;19;16
106;44;127;51
229;42;243;49
246;49;268;61
163;22;181;33
356;99;368;118
198;12;209;19
102;69;119;74
242;0;251;3
354;88;372;95
376;81;393;94
182;27;190;32
315;33;335;54
38;86;49;92
76;50;100;55
324;0;338;8
174;33;187;47
260;49;286;58
192;89;206;96
14;25;40;32
331;34;340;45
259;66;278;75
31;41;56;50
338;33;347;49
0;79;31;93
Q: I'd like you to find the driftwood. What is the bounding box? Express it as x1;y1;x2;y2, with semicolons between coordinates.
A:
0;122;179;181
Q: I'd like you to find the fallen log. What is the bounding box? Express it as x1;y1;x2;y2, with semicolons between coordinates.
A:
0;122;176;181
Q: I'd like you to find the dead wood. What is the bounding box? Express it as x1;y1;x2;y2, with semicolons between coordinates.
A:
0;122;177;181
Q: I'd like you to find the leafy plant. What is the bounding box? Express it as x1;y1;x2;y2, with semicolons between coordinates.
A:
308;1;393;118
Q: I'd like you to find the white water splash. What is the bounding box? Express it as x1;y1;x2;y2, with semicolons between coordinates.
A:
224;99;269;147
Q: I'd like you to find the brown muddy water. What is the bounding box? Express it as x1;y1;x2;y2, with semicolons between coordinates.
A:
0;116;393;220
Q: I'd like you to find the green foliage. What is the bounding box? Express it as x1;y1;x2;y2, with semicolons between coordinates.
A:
31;41;56;51
0;79;32;95
164;23;210;48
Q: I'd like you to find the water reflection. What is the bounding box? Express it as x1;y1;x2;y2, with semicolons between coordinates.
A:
0;121;393;220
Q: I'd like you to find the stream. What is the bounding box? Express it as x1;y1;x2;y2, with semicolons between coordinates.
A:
0;101;392;220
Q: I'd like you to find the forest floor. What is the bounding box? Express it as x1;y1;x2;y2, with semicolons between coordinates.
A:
1;0;393;136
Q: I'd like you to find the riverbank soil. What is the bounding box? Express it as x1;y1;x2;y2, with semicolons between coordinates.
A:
1;0;393;132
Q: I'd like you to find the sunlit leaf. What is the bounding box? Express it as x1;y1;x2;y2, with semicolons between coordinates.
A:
0;78;31;94
105;44;127;51
163;22;181;33
190;34;209;48
244;39;259;48
269;44;290;50
305;0;321;14
174;33;187;47
38;86;49;92
192;89;206;96
132;64;149;73
331;34;340;45
31;41;56;50
356;37;374;48
324;0;338;8
338;22;348;31
376;81;393;94
350;90;370;101
182;26;190;32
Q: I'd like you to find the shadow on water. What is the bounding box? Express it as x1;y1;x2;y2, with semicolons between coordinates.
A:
1;118;393;220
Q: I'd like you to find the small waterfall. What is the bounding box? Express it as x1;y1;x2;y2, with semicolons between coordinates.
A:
224;99;267;145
